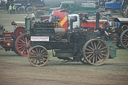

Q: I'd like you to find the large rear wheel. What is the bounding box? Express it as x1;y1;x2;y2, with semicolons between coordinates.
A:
82;39;109;65
15;34;31;56
28;45;49;67
120;29;128;49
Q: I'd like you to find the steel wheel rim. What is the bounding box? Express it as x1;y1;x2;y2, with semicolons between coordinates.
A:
14;27;25;38
83;39;109;65
120;29;128;49
28;45;49;67
15;34;31;56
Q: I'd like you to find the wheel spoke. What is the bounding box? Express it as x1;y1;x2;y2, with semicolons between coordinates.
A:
94;41;97;49
41;54;48;58
98;54;103;60
38;59;41;65
36;48;39;54
25;37;28;43
35;59;38;65
86;52;94;54
92;56;95;64
95;56;98;63
85;48;93;51
86;54;92;58
99;46;107;50
87;45;94;50
124;34;128;37
18;45;24;49
122;38;128;40
22;49;26;54
90;42;94;49
20;46;25;51
97;41;100;49
31;57;36;62
97;44;102;50
100;53;107;57
18;43;24;46
20;38;25;43
89;54;94;61
100;50;106;53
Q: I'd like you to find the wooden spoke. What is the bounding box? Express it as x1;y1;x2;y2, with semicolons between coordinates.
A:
99;46;107;50
85;48;93;52
95;56;98;63
86;54;93;58
124;34;128;37
89;54;94;61
90;42;94;49
100;50;106;53
93;41;97;49
86;52;94;54
100;53;107;57
92;56;95;64
97;44;102;50
87;45;94;51
98;54;103;59
96;41;101;49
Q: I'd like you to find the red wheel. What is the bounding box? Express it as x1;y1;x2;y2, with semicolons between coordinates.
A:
13;27;25;38
15;34;31;56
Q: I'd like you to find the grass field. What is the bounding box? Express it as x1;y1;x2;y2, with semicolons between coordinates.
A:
0;10;128;85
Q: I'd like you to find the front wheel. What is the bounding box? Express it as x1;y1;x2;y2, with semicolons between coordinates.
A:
28;45;49;67
82;39;109;65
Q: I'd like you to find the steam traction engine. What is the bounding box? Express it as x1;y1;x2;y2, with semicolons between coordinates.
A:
0;25;14;51
26;13;117;67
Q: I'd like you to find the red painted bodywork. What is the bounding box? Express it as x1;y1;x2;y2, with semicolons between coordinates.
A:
52;10;68;30
81;21;110;28
0;32;13;47
52;10;110;32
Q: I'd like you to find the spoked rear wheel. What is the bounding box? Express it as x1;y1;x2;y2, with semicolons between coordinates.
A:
28;45;49;67
120;29;128;49
82;39;109;65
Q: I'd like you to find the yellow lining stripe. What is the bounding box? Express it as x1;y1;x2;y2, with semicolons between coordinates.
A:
60;16;67;27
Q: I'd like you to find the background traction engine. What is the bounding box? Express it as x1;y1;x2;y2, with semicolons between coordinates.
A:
0;25;17;53
27;13;116;67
